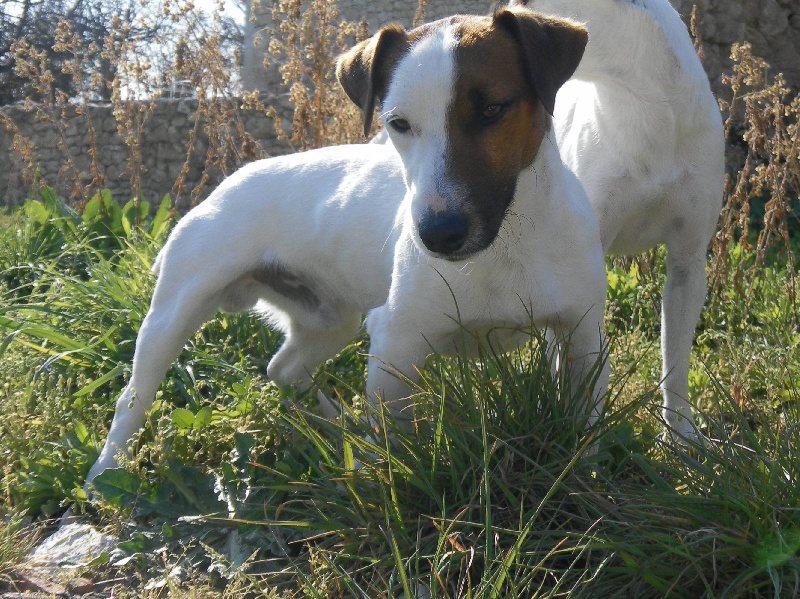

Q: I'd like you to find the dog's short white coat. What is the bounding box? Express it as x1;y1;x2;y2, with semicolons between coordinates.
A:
85;13;609;485
517;0;725;439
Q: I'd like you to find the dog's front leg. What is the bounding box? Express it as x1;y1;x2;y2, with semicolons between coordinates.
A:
363;343;427;434
547;309;609;432
363;306;436;434
569;324;608;431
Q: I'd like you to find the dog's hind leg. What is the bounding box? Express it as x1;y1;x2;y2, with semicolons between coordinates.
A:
85;283;222;485
266;311;363;416
660;245;708;443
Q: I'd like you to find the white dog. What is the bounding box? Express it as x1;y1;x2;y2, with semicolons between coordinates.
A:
85;8;608;485
505;0;725;441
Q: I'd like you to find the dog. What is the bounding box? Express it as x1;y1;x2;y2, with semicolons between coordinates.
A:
336;9;608;432
506;0;725;442
85;7;608;486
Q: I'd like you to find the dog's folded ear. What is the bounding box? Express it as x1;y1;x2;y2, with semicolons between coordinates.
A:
494;8;588;116
336;25;410;137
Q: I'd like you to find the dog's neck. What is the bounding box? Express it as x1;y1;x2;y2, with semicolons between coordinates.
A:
504;131;573;229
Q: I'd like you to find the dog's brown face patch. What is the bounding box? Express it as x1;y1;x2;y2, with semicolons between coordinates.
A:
451;20;548;173
441;19;550;254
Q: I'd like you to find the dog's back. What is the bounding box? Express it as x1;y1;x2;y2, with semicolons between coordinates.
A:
513;0;724;442
519;0;724;253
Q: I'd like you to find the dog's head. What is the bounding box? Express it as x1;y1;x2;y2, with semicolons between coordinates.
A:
337;8;587;261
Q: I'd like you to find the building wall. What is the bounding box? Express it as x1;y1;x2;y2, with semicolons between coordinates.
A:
335;0;490;27
671;0;800;91
0;95;294;209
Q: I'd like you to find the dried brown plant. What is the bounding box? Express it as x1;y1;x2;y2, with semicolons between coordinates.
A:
710;42;799;296
260;0;366;151
10;20;106;204
6;0;260;209
2;0;796;288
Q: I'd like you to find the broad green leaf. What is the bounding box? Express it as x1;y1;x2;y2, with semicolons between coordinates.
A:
92;468;143;508
172;408;196;430
150;194;174;239
194;406;213;429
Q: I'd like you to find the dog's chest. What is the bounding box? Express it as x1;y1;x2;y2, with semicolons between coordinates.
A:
442;252;573;326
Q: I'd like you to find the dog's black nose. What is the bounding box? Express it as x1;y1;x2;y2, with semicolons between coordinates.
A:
418;209;469;256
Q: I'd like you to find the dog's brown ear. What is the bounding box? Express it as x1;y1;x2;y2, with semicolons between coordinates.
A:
494;8;587;115
336;24;409;137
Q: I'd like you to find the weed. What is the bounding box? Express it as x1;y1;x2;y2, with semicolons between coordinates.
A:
261;0;367;150
0;514;40;581
7;1;262;209
711;42;800;295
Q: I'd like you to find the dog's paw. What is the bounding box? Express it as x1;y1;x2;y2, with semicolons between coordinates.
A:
662;409;705;447
351;433;383;471
667;423;705;448
655;427;706;457
315;390;344;420
58;505;80;528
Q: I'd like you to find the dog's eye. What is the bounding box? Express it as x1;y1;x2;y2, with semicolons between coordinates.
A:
480;104;506;125
388;117;412;134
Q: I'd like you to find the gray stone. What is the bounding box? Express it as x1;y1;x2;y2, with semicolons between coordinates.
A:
25;523;118;578
757;0;788;37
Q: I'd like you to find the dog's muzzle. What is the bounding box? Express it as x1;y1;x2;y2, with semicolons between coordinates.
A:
417;208;470;257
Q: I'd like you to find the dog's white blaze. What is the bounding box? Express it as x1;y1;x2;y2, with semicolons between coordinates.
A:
382;24;458;226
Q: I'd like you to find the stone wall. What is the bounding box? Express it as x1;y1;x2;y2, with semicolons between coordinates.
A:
0;95;294;209
242;0;490;90
243;0;800;95
335;0;489;26
672;0;800;93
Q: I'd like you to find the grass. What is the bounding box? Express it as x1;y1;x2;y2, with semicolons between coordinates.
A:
0;210;12;232
0;190;797;597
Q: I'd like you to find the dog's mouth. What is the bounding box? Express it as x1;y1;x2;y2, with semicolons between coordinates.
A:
422;243;485;262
